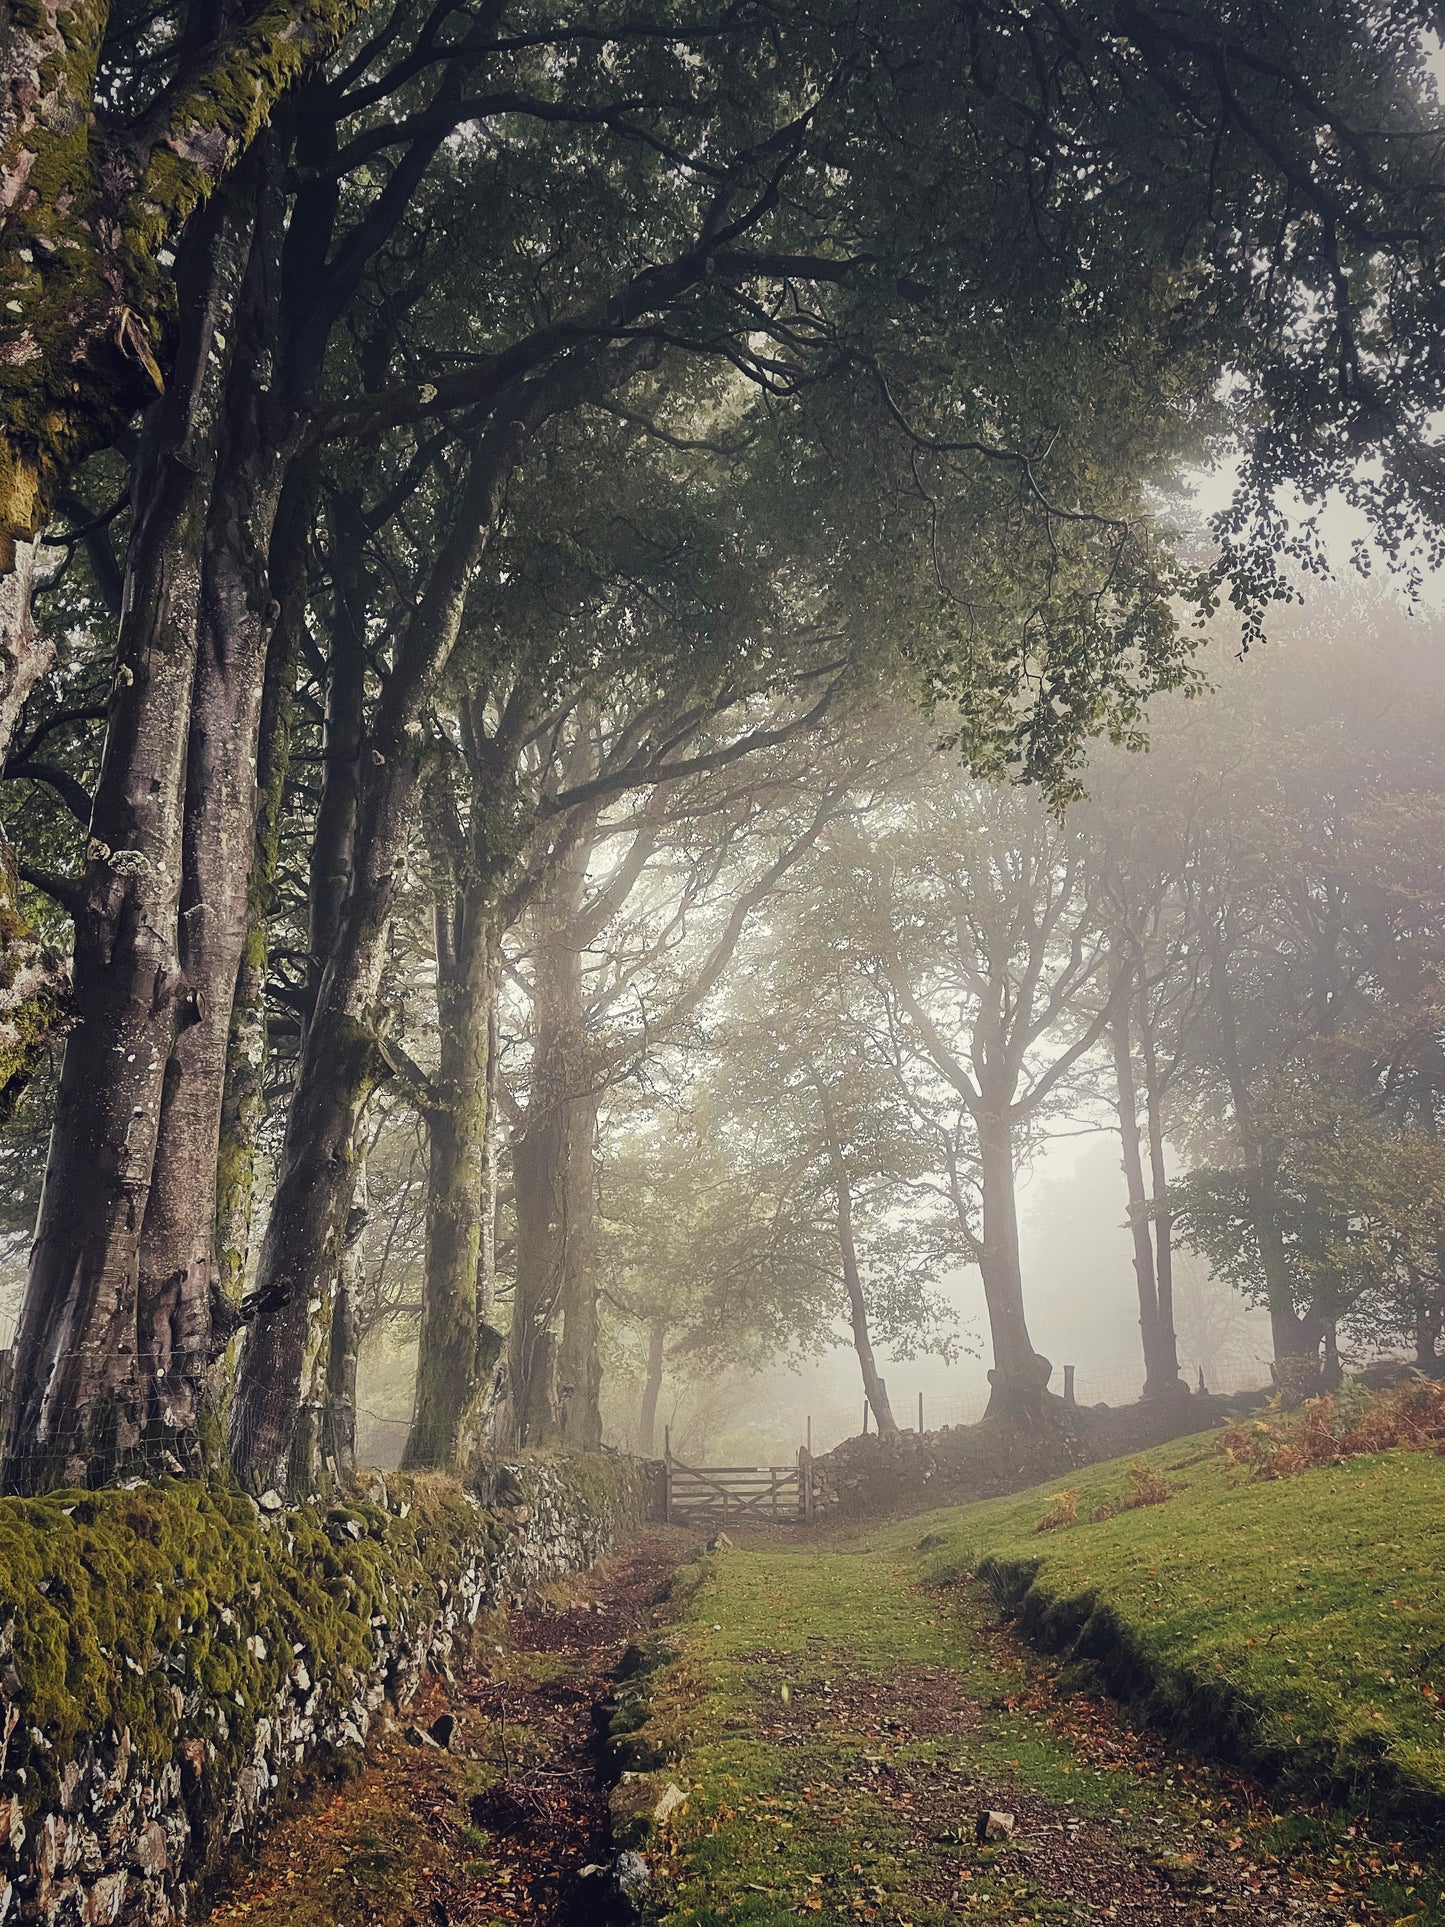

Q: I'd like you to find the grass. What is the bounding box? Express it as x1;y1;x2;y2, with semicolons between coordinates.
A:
882;1428;1445;1836
639;1545;1145;1924
638;1428;1445;1924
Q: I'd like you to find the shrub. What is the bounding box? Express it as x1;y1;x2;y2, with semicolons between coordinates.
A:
1035;1489;1078;1532
1222;1376;1445;1480
1122;1460;1171;1508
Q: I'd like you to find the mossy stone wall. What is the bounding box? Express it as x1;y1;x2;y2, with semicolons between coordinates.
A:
0;1453;658;1923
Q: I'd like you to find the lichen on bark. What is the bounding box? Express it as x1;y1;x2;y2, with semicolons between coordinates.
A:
0;0;360;562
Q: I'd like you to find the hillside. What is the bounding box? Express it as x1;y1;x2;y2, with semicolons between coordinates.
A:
621;1415;1445;1925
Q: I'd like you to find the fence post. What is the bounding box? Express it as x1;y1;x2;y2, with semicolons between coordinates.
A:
862;1400;869;1436
1063;1365;1076;1408
918;1390;924;1435
663;1425;672;1524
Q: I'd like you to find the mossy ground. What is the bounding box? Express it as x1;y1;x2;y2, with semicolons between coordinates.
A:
639;1441;1445;1925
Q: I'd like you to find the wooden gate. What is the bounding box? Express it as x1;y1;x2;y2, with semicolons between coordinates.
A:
663;1442;817;1527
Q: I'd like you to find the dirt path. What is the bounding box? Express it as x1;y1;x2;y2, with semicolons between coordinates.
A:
643;1536;1437;1925
205;1529;691;1927
204;1523;1441;1925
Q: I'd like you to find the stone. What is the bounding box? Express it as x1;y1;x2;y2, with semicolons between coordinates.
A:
0;1792;25;1853
615;1850;650;1899
130;1822;168;1875
707;1533;733;1551
976;1810;1016;1844
81;1871;127;1923
402;1725;439;1749
257;1490;283;1513
652;1782;687;1826
428;1714;456;1750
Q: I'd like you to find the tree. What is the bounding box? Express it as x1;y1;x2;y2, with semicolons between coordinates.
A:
11;0;1445;1493
859;778;1122;1424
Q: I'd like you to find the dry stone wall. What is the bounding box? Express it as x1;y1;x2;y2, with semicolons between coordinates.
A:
0;1454;659;1925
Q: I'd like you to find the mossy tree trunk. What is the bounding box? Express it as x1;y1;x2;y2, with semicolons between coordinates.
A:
213;464;314;1307
0;0;358;593
508;846;603;1451
402;866;506;1475
136;154;303;1451
228;429;519;1495
323;1144;366;1481
2;189;253;1495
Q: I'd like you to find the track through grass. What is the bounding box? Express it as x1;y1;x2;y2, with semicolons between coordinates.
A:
642;1452;1445;1926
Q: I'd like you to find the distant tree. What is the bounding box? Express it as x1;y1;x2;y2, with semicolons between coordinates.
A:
855;780;1121;1425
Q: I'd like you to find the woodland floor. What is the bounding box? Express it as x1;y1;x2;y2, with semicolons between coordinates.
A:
201;1514;1445;1927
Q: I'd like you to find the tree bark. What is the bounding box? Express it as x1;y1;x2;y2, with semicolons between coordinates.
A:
229;433;514;1494
1206;932;1319;1381
833;1161;896;1436
1111;1002;1181;1399
0;0;359;572
3;191;250;1494
976;1107;1053;1425
1137;1008;1181;1390
638;1319;666;1456
0;540;48;769
136;158;301;1453
508;850;601;1449
323;1150;366;1481
402;876;505;1473
213;466;313;1305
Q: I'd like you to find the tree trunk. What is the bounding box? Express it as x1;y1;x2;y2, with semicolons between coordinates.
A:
1207;934;1319;1384
638;1319;666;1456
1137;1015;1181;1391
229;437;513;1494
0;0;359;568
0;544;59;1070
213;467;312;1306
833;1161;896;1435
3;193;251;1494
508;849;603;1450
1415;1302;1444;1371
323;1151;366;1481
136;162;300;1456
402;878;504;1473
510;1074;592;1450
976;1107;1053;1425
1112;1004;1179;1399
0;539;47;768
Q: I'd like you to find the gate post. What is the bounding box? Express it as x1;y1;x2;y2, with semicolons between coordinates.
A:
663;1425;672;1524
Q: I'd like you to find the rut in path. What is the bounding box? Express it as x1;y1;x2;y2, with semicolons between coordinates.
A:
206;1529;689;1927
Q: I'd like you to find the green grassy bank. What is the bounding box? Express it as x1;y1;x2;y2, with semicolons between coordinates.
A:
893;1428;1445;1839
625;1427;1445;1924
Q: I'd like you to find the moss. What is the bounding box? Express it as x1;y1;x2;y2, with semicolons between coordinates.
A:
0;3;358;547
0;1474;495;1861
0;850;69;1111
